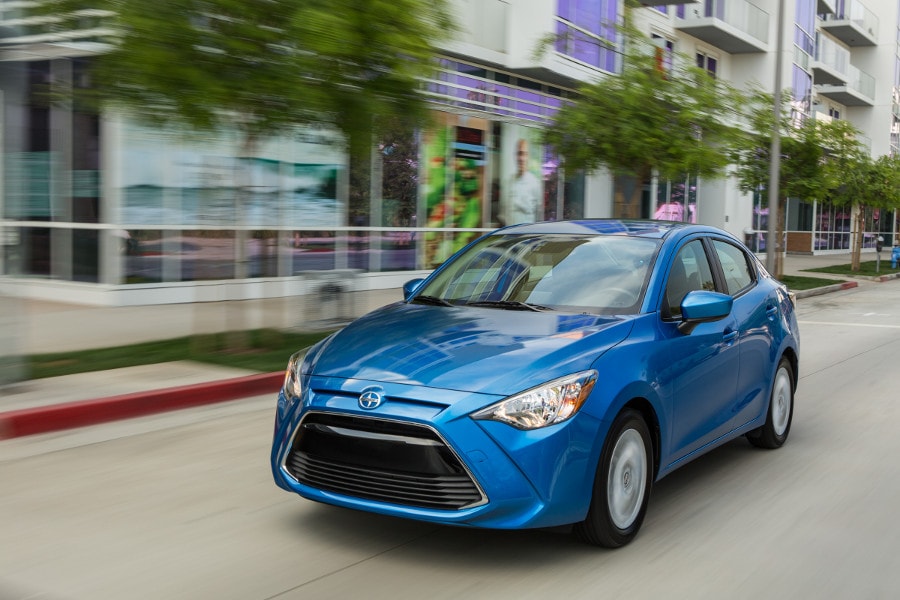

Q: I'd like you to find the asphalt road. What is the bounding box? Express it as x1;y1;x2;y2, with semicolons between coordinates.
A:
2;281;900;599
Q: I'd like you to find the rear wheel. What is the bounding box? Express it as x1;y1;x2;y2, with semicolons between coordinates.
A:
747;357;794;449
574;409;653;548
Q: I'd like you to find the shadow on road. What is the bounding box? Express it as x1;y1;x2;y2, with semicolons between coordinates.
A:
279;436;777;564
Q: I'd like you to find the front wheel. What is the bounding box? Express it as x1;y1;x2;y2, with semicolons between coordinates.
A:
747;357;794;449
574;409;653;548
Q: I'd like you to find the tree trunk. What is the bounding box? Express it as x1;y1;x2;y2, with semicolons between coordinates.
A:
850;203;862;271
613;172;646;219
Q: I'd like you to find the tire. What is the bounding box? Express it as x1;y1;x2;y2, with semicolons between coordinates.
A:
574;409;653;548
747;357;794;449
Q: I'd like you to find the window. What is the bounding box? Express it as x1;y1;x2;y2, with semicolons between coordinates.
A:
696;52;718;79
791;64;813;120
555;0;619;72
652;34;675;73
666;240;714;317
712;240;754;295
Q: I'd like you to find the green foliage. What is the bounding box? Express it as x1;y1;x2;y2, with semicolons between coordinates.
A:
33;0;455;156
830;153;900;210
544;28;746;186
778;274;848;290
803;260;900;277
729;90;868;205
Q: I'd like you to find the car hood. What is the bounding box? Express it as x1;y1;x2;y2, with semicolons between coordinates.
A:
307;302;634;395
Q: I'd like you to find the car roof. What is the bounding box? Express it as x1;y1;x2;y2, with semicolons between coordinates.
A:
495;219;703;240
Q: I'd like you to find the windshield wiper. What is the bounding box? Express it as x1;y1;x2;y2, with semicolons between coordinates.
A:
411;295;454;307
465;300;553;312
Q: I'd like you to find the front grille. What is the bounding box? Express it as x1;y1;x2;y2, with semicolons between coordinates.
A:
284;413;484;510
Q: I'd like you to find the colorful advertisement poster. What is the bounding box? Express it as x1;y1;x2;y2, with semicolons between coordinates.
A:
421;114;487;266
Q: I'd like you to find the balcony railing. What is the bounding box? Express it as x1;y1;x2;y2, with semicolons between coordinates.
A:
819;0;878;46
816;63;875;106
676;0;769;53
847;64;875;99
812;34;849;84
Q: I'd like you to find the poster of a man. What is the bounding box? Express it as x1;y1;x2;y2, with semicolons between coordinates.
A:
501;126;543;226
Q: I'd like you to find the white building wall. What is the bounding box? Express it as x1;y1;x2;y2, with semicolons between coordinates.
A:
844;0;896;158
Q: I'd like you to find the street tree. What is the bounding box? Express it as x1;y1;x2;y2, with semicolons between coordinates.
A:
32;0;453;345
829;153;900;270
728;90;867;276
544;25;747;220
34;0;454;158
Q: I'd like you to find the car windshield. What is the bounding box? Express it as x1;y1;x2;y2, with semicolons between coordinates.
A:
415;233;661;315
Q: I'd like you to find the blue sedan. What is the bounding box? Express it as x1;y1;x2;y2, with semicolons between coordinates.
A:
271;220;799;547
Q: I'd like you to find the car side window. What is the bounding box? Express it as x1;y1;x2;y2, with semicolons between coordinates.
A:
712;240;754;295
666;240;715;318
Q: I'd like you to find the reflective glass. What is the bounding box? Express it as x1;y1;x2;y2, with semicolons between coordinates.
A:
123;229;163;284
178;230;235;281
419;233;660;315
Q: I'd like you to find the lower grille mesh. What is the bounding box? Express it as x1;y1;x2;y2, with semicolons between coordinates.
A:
285;413;483;510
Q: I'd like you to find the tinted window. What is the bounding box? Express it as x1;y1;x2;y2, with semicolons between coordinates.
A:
713;240;754;295
666;240;715;317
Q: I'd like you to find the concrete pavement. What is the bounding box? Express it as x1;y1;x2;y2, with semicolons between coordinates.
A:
1;252;897;440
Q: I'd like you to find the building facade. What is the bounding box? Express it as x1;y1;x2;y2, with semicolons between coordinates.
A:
1;0;899;305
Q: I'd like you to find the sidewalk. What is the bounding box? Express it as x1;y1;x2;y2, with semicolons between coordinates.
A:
0;287;403;439
1;252;896;440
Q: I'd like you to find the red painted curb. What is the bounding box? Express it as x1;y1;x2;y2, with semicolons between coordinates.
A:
0;371;284;440
840;282;859;290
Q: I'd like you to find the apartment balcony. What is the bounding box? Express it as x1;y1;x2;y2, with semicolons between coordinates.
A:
811;34;849;86
819;0;877;47
816;64;875;106
675;0;768;54
0;9;116;59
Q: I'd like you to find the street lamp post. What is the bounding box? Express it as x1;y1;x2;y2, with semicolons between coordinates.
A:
767;0;785;276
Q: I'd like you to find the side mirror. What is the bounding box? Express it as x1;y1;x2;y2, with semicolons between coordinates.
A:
403;278;425;301
678;291;733;334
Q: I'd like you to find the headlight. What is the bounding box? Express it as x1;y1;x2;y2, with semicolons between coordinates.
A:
283;348;309;402
472;370;598;430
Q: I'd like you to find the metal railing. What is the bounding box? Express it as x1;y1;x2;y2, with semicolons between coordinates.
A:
821;0;878;39
815;34;849;77
847;64;875;100
680;0;769;45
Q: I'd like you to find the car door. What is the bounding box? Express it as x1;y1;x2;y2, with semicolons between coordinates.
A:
709;238;774;430
658;239;741;463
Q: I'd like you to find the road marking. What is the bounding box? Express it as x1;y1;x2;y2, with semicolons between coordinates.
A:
799;320;900;329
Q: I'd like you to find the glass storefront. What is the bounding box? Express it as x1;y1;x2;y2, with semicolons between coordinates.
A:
745;192;895;253
611;174;698;223
1;57;586;287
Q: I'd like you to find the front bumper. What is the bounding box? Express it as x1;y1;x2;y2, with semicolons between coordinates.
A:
271;376;608;529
